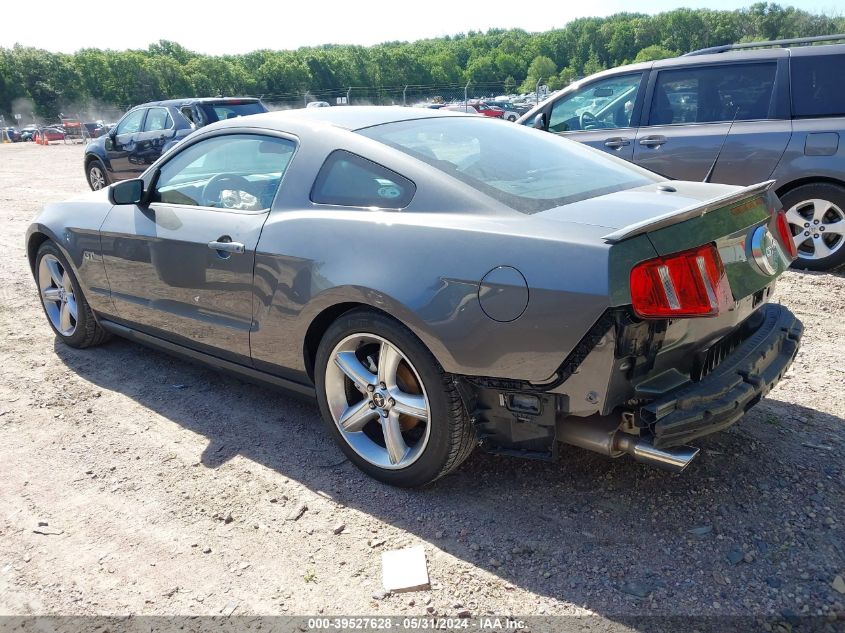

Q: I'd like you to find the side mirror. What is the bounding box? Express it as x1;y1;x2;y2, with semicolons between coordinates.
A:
109;179;144;205
532;113;546;130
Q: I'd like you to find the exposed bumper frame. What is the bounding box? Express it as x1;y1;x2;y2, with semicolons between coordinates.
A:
641;303;803;448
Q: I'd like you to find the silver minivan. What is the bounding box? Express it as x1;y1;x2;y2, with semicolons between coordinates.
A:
520;35;845;270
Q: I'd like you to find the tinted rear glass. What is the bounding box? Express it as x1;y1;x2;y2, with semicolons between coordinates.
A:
649;63;776;125
791;54;845;118
358;116;657;214
311;150;416;209
198;102;266;123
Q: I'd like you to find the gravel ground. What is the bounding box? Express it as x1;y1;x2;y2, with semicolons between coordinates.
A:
0;142;844;630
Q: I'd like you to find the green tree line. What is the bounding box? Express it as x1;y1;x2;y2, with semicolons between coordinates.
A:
1;2;842;120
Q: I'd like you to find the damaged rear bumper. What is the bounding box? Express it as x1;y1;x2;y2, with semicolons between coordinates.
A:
641;303;803;448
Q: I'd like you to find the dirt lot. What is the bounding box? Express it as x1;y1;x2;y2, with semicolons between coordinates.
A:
0;142;844;629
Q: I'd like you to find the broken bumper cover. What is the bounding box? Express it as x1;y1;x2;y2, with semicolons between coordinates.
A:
641;303;803;448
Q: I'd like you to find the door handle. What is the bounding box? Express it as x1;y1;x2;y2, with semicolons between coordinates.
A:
604;137;631;149
639;135;667;147
208;239;245;254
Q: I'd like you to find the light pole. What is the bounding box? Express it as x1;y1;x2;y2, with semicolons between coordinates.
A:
535;78;543;105
403;85;408;107
464;80;471;110
347;86;352;105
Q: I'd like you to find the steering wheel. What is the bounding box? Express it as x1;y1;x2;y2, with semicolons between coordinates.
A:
202;173;254;207
579;111;598;130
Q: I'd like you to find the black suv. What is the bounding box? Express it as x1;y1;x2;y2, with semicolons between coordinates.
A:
520;35;845;270
84;97;267;191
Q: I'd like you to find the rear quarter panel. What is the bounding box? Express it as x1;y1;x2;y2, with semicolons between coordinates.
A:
249;209;630;385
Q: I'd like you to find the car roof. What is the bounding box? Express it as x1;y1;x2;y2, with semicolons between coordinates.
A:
210;106;475;132
136;97;263;108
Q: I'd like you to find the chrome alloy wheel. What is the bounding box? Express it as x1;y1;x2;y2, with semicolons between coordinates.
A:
325;333;430;470
38;254;78;336
784;198;845;260
89;164;106;190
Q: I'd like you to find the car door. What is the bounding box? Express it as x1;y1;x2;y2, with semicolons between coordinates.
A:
545;72;648;161
134;106;177;167
99;132;298;364
633;59;792;184
107;108;146;178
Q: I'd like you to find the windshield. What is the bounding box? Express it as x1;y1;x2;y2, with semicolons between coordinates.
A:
358;117;658;213
198;101;266;123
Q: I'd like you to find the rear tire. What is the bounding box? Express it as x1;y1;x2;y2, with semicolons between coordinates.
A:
86;158;110;191
35;241;111;348
780;182;845;271
314;309;476;487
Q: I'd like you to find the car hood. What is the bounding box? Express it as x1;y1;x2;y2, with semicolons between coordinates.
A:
537;180;741;230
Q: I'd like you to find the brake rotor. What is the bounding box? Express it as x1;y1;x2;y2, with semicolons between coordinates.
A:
396;361;423;431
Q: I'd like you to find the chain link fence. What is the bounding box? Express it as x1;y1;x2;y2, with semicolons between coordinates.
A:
259;81;546;110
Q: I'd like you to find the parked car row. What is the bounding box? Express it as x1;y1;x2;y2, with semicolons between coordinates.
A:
520;36;845;271
3;121;107;143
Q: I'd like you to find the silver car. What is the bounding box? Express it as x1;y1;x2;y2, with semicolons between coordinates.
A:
520;36;845;271
27;107;802;487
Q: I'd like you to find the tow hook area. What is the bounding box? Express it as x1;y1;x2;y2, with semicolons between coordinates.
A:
557;416;700;473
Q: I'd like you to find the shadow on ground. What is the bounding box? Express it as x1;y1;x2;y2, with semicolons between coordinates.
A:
54;336;845;623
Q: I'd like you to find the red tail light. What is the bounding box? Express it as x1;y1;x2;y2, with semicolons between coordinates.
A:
630;244;732;318
775;209;798;260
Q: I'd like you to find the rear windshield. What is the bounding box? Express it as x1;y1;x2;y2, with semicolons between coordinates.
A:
791;53;845;118
358;117;657;213
198;101;266;123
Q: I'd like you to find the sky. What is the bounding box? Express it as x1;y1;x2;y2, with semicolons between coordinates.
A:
1;0;839;55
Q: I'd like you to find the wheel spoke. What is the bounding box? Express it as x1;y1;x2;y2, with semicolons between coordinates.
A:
334;352;376;393
793;232;808;250
812;199;830;223
390;391;428;420
338;398;377;432
66;295;78;320
785;206;806;227
46;259;64;288
824;220;845;236
377;342;402;389
59;303;73;332
42;287;62;302
382;410;408;465
813;238;832;259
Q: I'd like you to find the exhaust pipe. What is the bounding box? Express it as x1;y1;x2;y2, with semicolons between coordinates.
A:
557;416;699;473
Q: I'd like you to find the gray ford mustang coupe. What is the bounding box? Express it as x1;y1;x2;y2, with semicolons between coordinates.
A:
27;107;803;487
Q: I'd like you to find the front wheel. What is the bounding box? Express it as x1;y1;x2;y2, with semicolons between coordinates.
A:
87;158;110;191
35;241;111;348
314;309;476;487
780;183;845;271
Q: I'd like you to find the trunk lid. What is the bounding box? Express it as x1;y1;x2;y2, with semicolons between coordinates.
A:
538;180;790;301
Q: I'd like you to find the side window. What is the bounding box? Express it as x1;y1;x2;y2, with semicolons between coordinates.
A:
311;150;416;209
791;54;845;118
116;109;145;136
180;106;196;128
649;63;776;126
152;134;296;210
143;108;172;132
548;73;642;133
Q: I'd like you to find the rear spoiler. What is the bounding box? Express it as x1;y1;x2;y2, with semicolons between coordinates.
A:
602;180;776;243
